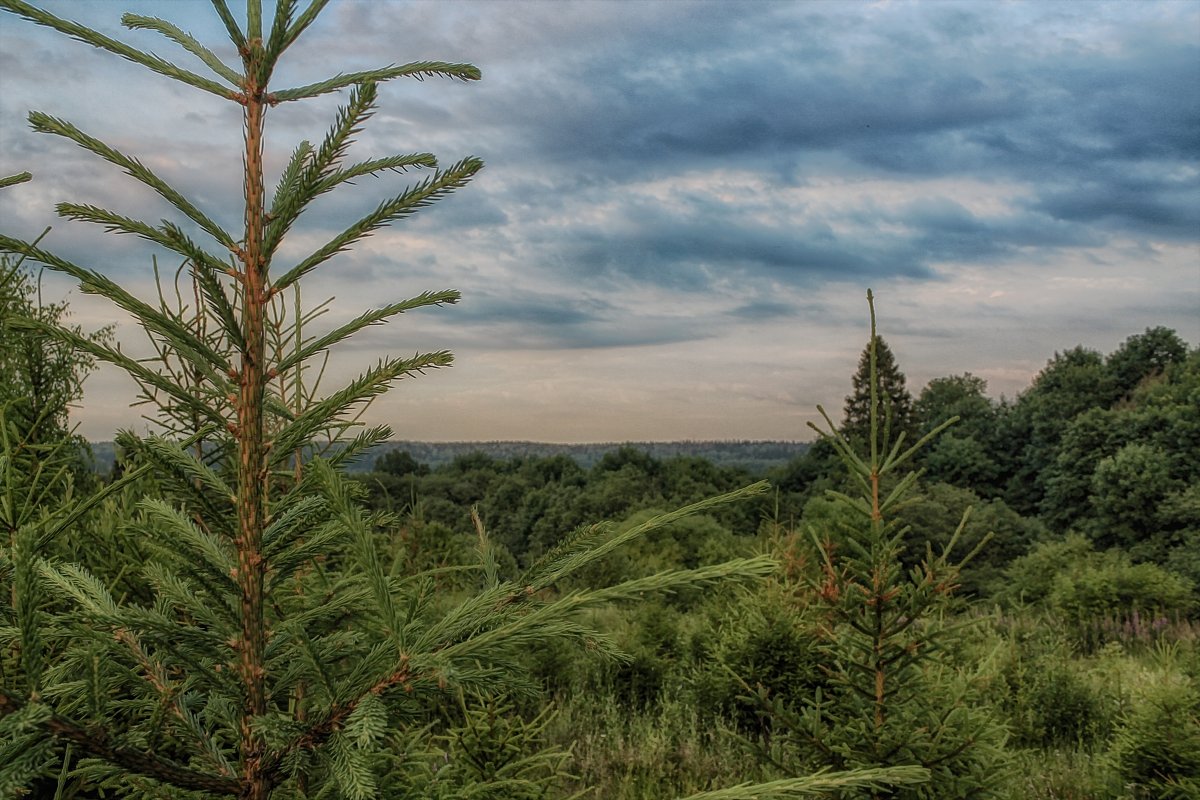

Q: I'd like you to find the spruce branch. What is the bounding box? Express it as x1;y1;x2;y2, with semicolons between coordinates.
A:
30;458;155;552
280;0;330;54
114;432;238;541
0;236;234;376
315;153;439;193
321;423;392;471
268;140;315;222
264;82;387;256
581;557;779;605
175;244;244;351
263;0;297;66
261;495;328;556
52;207;244;347
264;520;349;589
276;290;460;374
272;62;482;102
269;351;455;462
0;690;241;794
0;172;32;189
309;82;379;177
5;316;227;430
319;461;402;645
121;13;243;87
521;481;770;591
208;0;246;51
272;157;484;291
54;203;227;275
138;498;239;594
26;112;238;251
260;660;415;779
140;560;240;635
0;0;237;99
137;434;234;507
12;525;46;695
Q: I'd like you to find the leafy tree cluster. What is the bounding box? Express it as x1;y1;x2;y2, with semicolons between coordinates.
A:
1;249;110;490
769;325;1197;594
360;446;766;571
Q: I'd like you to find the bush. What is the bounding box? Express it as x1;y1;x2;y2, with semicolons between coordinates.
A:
1110;676;1200;799
1049;555;1194;624
1001;534;1195;650
690;596;824;736
1017;663;1108;748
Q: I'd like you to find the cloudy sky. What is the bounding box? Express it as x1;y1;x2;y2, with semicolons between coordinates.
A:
2;0;1197;443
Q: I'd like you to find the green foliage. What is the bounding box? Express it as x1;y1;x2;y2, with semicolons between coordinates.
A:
0;250;109;493
0;3;791;798
1110;671;1200;799
841;334;915;454
1004;535;1194;618
914;373;994;439
999;334;1196;531
999;534;1097;606
375;449;430;478
393;693;580;800
1089;442;1182;549
1001;346;1116;514
737;291;1008;798
894;482;1044;596
1008;658;1109;748
692;593;824;736
1000;534;1195;653
1048;556;1194;627
1106;326;1188;399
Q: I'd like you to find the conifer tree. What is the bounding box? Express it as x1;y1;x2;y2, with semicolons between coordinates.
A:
0;4;922;799
842;335;914;455
741;291;1009;799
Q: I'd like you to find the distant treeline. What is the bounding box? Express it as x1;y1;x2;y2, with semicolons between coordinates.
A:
88;439;810;475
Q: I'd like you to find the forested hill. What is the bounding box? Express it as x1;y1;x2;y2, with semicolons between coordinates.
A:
87;439;810;475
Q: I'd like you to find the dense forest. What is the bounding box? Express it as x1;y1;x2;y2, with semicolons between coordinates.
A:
89;440;813;476
335;323;1199;799
2;2;1197;798
349;322;1199;599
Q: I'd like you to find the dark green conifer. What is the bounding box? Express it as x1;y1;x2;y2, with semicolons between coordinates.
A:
741;291;1010;799
842;335;914;455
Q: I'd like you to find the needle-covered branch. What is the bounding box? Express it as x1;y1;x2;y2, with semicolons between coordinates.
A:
0;690;242;795
0;0;237;99
272;61;482;102
207;0;245;51
272;157;483;291
121;13;243;87
0;172;32;189
27;112;238;251
0;236;234;375
5;317;228;431
276;290;460;374
269;351;454;461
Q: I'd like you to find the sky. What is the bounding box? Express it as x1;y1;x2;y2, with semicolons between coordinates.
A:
1;0;1198;444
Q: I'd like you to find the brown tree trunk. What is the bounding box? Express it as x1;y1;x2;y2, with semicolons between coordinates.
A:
236;60;271;800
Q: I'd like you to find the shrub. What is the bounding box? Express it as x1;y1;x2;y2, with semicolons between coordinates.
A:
690;595;824;736
1012;661;1108;748
1049;554;1194;626
1110;675;1200;799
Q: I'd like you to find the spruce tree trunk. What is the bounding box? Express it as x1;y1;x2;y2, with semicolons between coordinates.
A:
236;67;270;800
